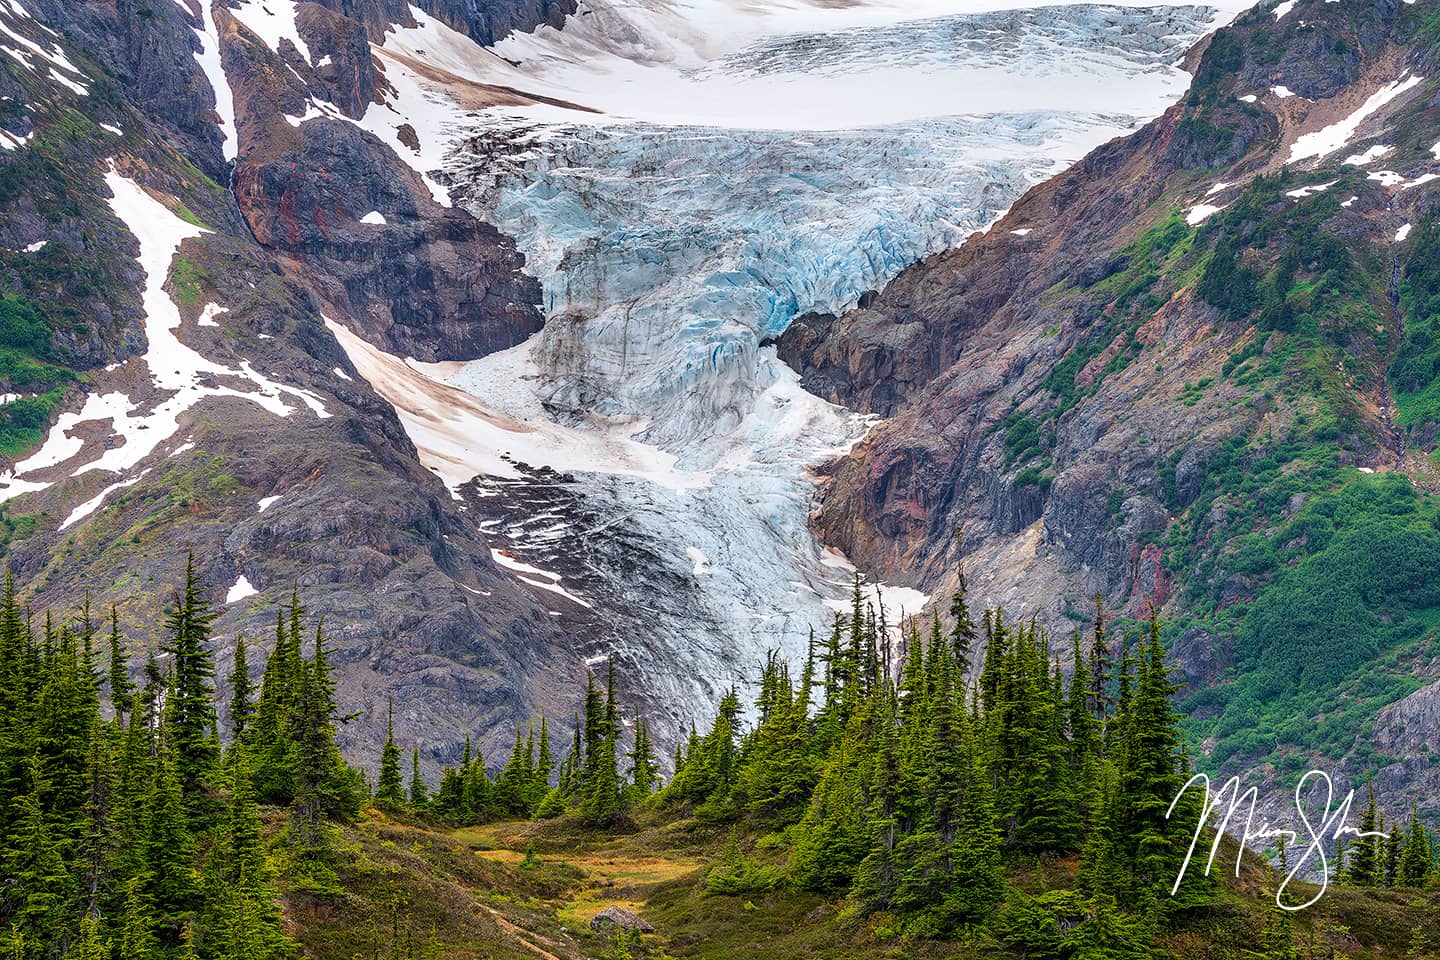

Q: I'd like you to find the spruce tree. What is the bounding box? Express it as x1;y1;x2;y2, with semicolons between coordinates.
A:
118;877;159;960
376;697;406;812
408;748;428;808
229;635;254;744
628;718;659;801
1347;782;1382;886
163;553;220;815
1399;801;1432;886
107;606;134;728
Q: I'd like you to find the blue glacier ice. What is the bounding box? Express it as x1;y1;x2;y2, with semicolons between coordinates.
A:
428;1;1222;736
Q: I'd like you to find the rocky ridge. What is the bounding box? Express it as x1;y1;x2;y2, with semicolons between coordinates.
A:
0;0;579;770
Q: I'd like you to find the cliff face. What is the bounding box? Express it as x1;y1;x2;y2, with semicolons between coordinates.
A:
0;0;576;768
782;0;1440;807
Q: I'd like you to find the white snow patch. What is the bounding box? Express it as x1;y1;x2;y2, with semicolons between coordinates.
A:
1272;85;1295;98
169;0;236;159
685;546;710;577
226;575;258;604
1369;170;1438;190
22;239;44;252
1273;0;1295;19
819;548;930;632
0;171;330;506
1341;195;1358;207
230;0;312;64
1186;202;1225;225
1205;180;1233;196
1288;74;1424;164
47;67;86;96
256;494;280;513
1396;223;1412;242
1010;227;1032;236
1237;93;1257;103
475;0;1236;129
284;99;343;126
332;367;352;381
0;7;88;93
490;548;592;608
1432;139;1440;160
100;122;122;136
358;46;461;205
60;469;148;530
326;318;708;495
0;127;33;150
1343;144;1392;165
1285;179;1337;198
360;210;387;225
197;302;228;327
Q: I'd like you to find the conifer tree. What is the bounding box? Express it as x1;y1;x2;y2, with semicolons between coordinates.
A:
143;747;199;940
376;697;406;812
947;554;976;679
408;748;428;808
118;878;159;960
229;635;254;744
163;553;220;814
4;757;76;949
78;726;114;921
72;914;109;960
628;718;658;800
108;606;134;728
1399;801;1432;886
1347;782;1382;886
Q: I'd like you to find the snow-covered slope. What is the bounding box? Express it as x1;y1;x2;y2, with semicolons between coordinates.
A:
319;0;1231;733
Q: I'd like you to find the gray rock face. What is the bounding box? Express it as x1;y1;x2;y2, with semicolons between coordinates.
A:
590;906;654;933
21;0;229;180
417;0;575;46
0;0;576;771
233;118;543;361
308;0;576;45
1375;679;1440;755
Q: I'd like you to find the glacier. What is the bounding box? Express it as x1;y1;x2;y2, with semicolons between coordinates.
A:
338;0;1232;739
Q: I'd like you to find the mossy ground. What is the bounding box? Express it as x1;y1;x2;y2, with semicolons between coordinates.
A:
278;809;1439;960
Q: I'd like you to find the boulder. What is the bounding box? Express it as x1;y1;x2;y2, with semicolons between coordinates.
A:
590;906;654;934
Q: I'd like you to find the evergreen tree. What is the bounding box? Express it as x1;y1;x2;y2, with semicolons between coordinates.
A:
1346;781;1382;886
3;757;76;950
408;748;429;808
628;718;658;800
162;553;220;815
229;635;254;744
107;606;134;728
1399;801;1432;886
117;878;159;960
376;697;406;812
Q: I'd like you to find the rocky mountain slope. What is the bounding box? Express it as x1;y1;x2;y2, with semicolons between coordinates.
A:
4;0;1237;775
0;0;581;769
4;0;1438;820
780;0;1440;812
